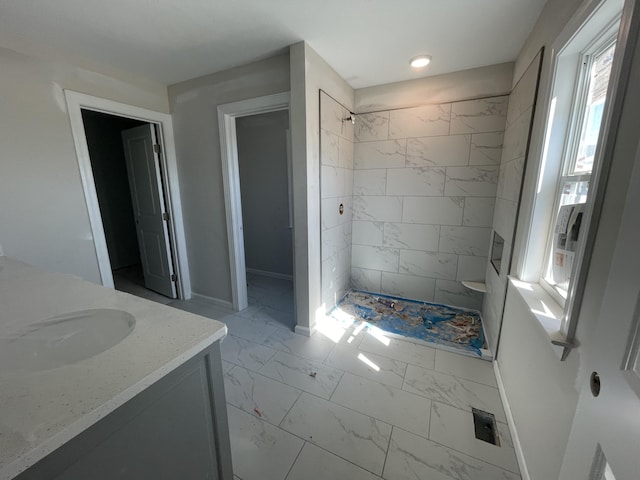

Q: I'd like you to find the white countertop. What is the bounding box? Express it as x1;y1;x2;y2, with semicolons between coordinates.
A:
0;257;227;479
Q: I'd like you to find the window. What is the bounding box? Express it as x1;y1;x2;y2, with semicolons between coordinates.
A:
541;39;616;302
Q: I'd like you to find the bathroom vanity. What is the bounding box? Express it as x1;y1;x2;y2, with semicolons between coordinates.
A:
0;258;232;480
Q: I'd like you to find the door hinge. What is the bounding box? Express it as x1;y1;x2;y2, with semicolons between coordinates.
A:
162;212;169;221
171;274;177;282
153;144;161;154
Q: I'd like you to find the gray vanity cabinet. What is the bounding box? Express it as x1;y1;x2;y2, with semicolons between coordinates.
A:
16;342;233;480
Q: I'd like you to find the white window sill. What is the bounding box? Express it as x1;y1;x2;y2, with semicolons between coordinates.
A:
507;276;567;359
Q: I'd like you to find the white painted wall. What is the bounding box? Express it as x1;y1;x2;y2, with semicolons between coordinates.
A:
496;0;633;478
289;42;355;333
0;46;169;283
168;53;290;303
236;110;293;277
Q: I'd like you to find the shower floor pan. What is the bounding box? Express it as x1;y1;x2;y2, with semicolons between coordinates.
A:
329;290;491;360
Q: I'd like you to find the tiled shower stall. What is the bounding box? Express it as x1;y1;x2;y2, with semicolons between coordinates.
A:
320;91;510;321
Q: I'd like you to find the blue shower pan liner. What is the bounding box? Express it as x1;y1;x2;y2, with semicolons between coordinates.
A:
328;290;492;360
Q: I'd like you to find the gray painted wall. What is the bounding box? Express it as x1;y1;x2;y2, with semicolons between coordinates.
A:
82;110;145;271
168;53;290;304
0;46;169;283
289;42;355;332
236;110;293;277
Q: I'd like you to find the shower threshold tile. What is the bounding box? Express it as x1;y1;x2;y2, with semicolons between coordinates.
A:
434;349;497;387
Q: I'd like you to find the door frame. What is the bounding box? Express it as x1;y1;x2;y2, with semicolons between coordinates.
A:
217;92;291;311
65;90;191;299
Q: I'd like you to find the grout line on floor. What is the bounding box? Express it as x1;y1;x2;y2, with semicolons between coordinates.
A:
282;439;306;480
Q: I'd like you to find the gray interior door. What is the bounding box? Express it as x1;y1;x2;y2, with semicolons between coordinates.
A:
121;125;176;298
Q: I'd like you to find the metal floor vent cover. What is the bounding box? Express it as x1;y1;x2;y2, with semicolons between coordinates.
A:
472;408;500;446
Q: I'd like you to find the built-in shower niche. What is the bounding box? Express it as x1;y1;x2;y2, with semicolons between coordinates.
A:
490;232;505;275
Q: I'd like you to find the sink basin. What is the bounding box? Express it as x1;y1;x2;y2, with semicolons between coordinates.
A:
0;309;135;373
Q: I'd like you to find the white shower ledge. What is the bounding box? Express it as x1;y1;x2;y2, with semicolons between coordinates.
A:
461;280;487;293
0;257;227;480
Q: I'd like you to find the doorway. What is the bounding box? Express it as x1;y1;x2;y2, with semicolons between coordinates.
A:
236;109;294;327
81;110;175;303
217;92;296;328
65;90;191;300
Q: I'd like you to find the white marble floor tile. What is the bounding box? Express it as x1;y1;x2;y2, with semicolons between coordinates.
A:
383;427;520;480
223;312;281;344
359;332;436;369
331;373;430;438
258;351;343;399
168;298;232;319
281;393;392;475
222;360;235;374
402;365;506;423
263;328;336;363
434;350;497;387
220;335;277;372
227;405;304;480
429;402;519;474
224;365;302;425
286;443;382;480
323;344;407;388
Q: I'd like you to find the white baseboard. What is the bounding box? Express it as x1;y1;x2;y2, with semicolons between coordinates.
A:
294;324;316;337
494;360;530;480
247;268;293;281
191;292;234;310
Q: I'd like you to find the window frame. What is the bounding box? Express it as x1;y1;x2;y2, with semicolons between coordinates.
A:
539;34;618;307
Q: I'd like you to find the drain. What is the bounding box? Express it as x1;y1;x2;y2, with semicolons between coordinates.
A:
472;408;500;446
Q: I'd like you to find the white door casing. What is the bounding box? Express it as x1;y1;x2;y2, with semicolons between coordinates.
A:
217;92;291;312
65;90;191;299
560;0;640;476
122;125;176;299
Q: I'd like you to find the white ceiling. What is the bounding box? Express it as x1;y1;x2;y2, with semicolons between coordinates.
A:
0;0;548;88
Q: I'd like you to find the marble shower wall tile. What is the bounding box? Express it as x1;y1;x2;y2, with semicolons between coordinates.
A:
354;169;387;196
501;106;532;163
450;96;509;135
352;244;400;272
470;132;504;166
462;197;496;228
406;134;471;167
383;223;439;251
389;104;451;139
399;250;458;280
321;128;340;167
381;272;436;302
445;166;499;197
500;157;525;203
434;279;483;310
354;111;390;142
320;92;354;312
352;221;384;247
351;95;508;308
386;167;446;196
456;255;489;281
439;226;492;256
402;196;464;225
354;139;406;169
351;267;382;292
353;195;403;222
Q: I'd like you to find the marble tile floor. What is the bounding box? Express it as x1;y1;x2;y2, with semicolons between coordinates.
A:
164;276;520;480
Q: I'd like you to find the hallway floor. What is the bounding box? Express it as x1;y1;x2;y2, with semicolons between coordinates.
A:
166;275;521;480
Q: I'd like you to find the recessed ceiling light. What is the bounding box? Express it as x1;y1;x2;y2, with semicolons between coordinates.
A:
410;55;432;68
